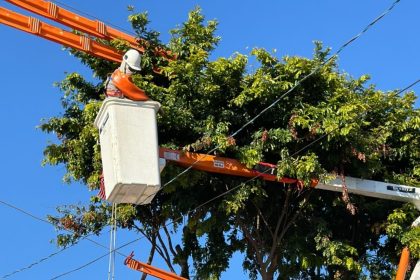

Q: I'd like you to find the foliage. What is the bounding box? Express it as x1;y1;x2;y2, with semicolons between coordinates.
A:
41;7;419;280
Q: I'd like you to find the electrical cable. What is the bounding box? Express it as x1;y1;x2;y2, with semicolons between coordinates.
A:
0;199;126;278
396;79;420;95
160;0;403;189
1;247;68;279
50;75;420;279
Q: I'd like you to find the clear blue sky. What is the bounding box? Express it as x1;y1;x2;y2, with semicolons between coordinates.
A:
0;0;419;279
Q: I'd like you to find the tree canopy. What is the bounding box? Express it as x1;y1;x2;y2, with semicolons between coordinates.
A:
41;8;420;280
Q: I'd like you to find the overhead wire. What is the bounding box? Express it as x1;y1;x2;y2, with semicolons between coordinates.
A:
49;75;420;279
396;79;420;95
1;247;68;279
0;199;126;278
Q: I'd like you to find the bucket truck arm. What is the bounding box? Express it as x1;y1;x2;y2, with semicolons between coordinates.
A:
159;148;420;209
124;252;187;280
0;0;172;63
5;0;142;50
0;6;122;62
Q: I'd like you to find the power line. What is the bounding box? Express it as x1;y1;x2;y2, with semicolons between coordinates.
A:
0;199;124;278
0;200;51;226
160;0;403;190
397;79;420;95
1;246;69;279
50;234;145;279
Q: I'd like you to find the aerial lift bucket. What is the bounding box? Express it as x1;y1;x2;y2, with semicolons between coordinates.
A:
95;98;161;204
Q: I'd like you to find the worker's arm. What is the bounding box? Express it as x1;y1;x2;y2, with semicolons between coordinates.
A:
111;70;149;101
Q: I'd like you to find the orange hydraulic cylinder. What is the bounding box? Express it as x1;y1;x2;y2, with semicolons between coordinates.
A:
0;6;122;63
396;247;410;280
125;253;187;280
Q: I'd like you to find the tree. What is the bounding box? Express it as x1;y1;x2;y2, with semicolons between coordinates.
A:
40;8;420;280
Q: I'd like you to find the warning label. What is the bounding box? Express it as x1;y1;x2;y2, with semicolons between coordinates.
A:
214;160;225;168
386;185;416;193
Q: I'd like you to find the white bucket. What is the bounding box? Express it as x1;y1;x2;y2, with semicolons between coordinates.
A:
94;98;161;205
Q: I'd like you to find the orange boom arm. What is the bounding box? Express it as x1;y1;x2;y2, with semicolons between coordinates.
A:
0;6;122;62
124;252;187;280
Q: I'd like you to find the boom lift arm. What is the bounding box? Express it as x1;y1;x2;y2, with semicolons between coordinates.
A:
124;252;187;280
159;148;420;208
0;0;171;63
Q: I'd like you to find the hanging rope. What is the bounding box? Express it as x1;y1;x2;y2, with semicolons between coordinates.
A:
108;203;117;280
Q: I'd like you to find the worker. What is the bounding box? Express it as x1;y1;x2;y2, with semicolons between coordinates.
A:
105;49;149;101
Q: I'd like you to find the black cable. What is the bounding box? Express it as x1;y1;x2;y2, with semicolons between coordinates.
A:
2;247;69;279
0;199;124;278
396;79;420;95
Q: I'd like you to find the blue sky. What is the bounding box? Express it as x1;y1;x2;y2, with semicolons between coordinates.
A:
0;0;419;279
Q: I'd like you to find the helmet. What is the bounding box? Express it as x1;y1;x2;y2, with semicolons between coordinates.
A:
123;49;141;71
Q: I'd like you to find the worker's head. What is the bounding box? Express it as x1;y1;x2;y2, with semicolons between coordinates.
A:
120;49;142;74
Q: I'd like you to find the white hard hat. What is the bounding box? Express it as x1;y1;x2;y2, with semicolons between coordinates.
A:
123;49;142;71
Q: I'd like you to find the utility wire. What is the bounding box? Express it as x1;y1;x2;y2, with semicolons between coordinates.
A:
50;74;420;279
1;247;68;279
397;79;420;95
0;199;124;278
161;0;402;189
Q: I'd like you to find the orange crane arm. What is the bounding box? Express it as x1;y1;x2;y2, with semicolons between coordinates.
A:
396;247;410;280
5;0;172;59
124;252;187;280
0;6;122;63
5;0;142;50
159;148;317;186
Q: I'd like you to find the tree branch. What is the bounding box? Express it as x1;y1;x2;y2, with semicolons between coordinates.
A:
252;201;274;239
236;216;265;274
132;223;168;269
267;189;314;275
268;187;292;263
140;233;157;280
156;229;176;273
162;224;178;257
